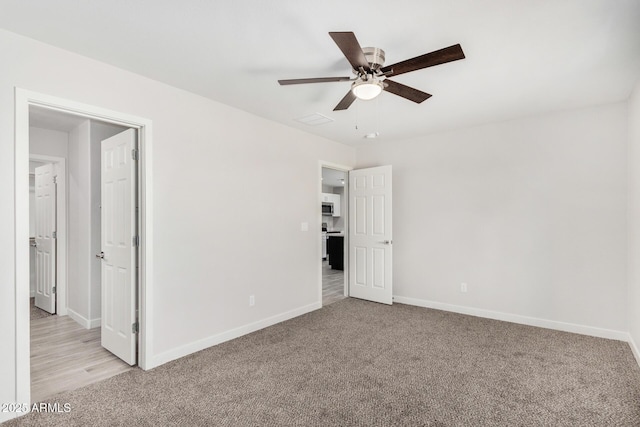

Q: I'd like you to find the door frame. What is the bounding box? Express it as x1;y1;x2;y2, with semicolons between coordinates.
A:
14;88;154;407
29;155;67;315
319;161;352;304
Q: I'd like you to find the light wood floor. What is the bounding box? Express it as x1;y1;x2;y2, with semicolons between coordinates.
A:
31;314;133;402
322;260;346;306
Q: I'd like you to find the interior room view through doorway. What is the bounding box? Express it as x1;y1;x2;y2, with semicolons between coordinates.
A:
321;167;348;306
27;105;138;402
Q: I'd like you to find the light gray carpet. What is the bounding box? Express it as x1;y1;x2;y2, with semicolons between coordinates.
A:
6;299;640;426
29;298;53;321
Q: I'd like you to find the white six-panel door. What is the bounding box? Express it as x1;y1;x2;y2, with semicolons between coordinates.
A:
100;129;137;365
348;165;393;305
34;163;56;314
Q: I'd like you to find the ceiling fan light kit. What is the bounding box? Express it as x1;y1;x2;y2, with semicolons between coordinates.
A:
352;77;384;100
278;31;465;111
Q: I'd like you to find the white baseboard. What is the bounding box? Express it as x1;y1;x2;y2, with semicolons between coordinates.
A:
30;290;35;298
393;296;629;341
88;317;101;329
152;302;322;368
67;309;100;330
629;335;640;367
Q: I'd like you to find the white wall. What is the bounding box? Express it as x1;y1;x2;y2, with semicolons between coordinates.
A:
29;127;68;158
628;78;640;361
67;120;92;324
0;28;354;420
356;103;628;334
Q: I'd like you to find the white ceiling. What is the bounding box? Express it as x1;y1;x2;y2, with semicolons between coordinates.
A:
322;168;346;188
29;106;88;133
2;0;640;146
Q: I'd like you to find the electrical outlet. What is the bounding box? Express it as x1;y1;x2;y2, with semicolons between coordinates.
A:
249;295;255;306
460;283;468;293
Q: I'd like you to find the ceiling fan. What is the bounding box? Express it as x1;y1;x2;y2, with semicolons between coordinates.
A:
278;32;465;111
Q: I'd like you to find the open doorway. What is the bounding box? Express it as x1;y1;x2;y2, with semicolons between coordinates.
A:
28;107;136;401
320;163;394;307
29;156;65;318
321;165;349;306
15;88;154;406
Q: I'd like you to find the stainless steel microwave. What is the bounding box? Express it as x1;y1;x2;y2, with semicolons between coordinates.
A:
322;203;333;216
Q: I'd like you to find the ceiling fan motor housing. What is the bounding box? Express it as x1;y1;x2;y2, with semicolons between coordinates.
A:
362;47;385;71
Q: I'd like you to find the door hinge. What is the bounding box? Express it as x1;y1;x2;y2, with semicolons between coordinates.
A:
53;176;57;184
132;235;140;247
132;149;139;161
132;322;139;334
52;286;56;294
52;231;57;239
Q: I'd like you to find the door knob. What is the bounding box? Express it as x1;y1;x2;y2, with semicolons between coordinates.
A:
95;252;105;259
381;240;392;245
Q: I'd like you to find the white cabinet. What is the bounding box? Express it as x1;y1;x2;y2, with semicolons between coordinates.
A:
322;193;341;217
330;194;340;217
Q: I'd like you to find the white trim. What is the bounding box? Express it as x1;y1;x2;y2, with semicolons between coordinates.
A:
137;122;154;370
67;309;100;329
153;302;321;367
15;88;30;411
318;161;353;306
629;335;640;367
14;88;155;412
394;296;629;341
66;309;86;328
29;155;67;316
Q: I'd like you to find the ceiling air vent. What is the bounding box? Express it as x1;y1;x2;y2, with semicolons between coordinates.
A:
294;113;334;126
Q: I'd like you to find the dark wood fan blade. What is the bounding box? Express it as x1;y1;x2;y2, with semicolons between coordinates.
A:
278;76;352;85
380;44;465;77
333;90;357;111
383;79;432;103
329;32;370;72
